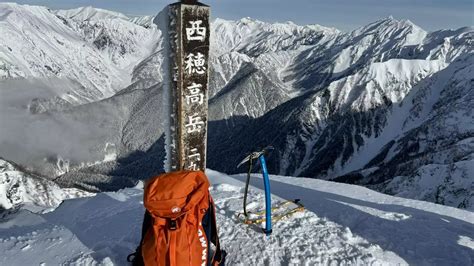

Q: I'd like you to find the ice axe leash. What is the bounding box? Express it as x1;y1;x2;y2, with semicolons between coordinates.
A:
237;147;274;235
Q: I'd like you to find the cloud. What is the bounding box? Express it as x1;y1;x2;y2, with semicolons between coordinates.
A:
0;78;118;175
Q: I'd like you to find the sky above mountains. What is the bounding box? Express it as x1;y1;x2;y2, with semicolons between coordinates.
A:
3;0;474;32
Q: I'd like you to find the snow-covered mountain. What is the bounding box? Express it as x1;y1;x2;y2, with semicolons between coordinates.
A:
1;170;473;265
207;17;473;209
0;3;159;107
0;3;472;210
0;158;92;213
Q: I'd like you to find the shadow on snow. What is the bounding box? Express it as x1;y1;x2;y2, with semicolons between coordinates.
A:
229;174;474;265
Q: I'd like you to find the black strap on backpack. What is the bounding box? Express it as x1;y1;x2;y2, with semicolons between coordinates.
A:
127;211;151;266
127;204;226;266
209;199;226;265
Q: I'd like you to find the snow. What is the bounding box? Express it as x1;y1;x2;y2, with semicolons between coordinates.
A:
1;170;472;265
458;235;474;251
385;159;474;209
0;3;128;100
0;1;472;228
55;6;129;22
225;172;474;264
339;58;448;174
0;3;160;106
0;159;94;212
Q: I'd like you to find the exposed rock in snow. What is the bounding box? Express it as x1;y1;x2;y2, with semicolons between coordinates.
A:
384;159;474;209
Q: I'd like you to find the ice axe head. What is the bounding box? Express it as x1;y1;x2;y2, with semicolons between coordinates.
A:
236;146;274;168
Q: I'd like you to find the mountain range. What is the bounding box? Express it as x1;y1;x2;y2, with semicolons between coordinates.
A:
0;3;472;210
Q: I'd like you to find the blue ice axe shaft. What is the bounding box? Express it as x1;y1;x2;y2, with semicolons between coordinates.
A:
259;155;272;235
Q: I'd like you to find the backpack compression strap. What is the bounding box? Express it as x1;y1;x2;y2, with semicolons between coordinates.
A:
210;198;225;265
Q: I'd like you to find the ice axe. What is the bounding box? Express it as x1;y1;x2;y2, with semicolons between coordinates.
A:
237;146;274;235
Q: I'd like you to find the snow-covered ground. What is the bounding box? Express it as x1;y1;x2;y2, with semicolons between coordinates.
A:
1;170;472;265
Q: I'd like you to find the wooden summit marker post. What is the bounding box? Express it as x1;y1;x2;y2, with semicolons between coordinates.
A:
166;0;210;172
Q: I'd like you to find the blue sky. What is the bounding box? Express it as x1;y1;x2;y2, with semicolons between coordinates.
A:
4;0;473;31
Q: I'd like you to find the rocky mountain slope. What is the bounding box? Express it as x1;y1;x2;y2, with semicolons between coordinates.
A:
0;158;92;214
0;3;472;209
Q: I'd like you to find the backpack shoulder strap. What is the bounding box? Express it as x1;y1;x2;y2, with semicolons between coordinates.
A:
209;198;226;266
127;210;152;266
141;210;153;241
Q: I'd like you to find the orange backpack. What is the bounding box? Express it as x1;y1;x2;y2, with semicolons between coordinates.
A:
128;171;225;266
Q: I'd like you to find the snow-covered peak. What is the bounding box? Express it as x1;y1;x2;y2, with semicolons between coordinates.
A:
0;2;60;26
305;23;340;35
356;16;418;30
212;17;341;56
0;2;43;11
237;16;264;25
0;2;130;101
128;15;155;28
55;6;129;21
0;3;161;107
349;16;427;46
215;17;340;36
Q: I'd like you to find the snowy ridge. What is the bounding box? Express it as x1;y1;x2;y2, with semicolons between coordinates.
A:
55;6;129;22
0;3;160;108
0;170;472;265
0;3;128;103
212;17;340;57
128;15;155;28
75;17;160;71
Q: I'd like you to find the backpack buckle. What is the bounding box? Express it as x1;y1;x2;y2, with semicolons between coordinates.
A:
168;219;177;230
